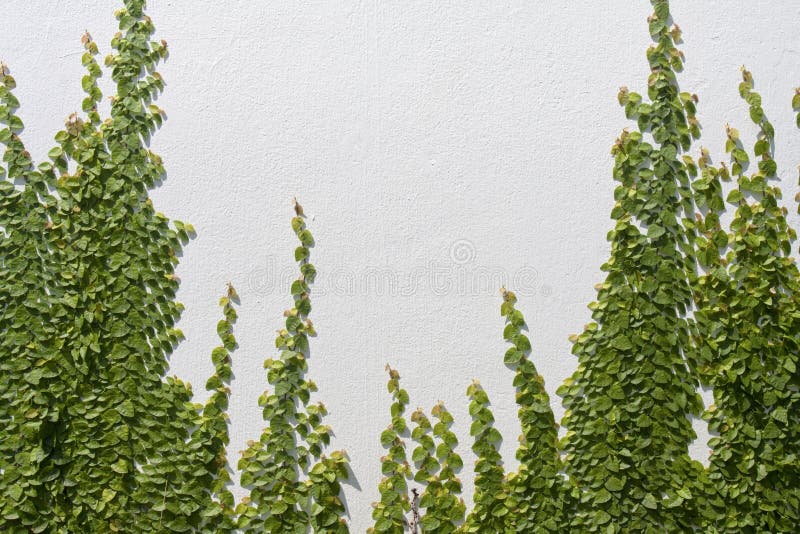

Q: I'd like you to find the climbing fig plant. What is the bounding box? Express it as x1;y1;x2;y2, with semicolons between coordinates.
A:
501;288;564;531
689;70;800;532
236;206;348;533
417;402;465;533
369;1;799;532
0;2;349;532
1;1;197;531
369;367;412;533
2;0;799;532
461;381;507;532
561;2;705;530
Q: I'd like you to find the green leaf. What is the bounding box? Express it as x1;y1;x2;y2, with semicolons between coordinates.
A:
647;225;666;239
298;229;313;246
295;246;309;262
291;280;307;295
611;336;633;350
731;148;749;164
605;477;625;492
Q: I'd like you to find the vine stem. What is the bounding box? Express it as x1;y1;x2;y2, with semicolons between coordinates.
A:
408;488;420;533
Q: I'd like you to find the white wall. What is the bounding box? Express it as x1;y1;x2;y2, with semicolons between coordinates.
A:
4;1;799;530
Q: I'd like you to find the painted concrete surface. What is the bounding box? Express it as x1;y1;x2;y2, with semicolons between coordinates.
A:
3;1;799;530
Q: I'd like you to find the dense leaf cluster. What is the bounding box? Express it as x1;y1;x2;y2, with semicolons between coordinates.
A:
560;2;705;530
0;1;207;530
236;210;349;533
0;1;348;532
501;289;564;532
417;403;465;533
689;70;800;532
2;0;799;532
368;1;799;532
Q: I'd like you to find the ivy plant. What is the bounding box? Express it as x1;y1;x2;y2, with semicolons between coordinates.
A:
559;2;705;531
417;402;465;533
460;380;507;533
369;367;412;533
1;1;200;531
690;70;800;532
131;286;238;532
1;2;351;532
500;288;564;532
236;207;349;533
2;0;800;532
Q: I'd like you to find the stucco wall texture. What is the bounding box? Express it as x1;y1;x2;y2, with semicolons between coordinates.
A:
4;1;800;530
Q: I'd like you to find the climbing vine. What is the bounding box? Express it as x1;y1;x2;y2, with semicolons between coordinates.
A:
560;2;706;530
1;0;799;532
0;2;350;532
369;1;799;532
1;1;196;530
417;402;464;533
236;203;348;533
689;69;800;532
369;367;411;533
461;381;507;532
131;286;237;532
501;288;564;532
